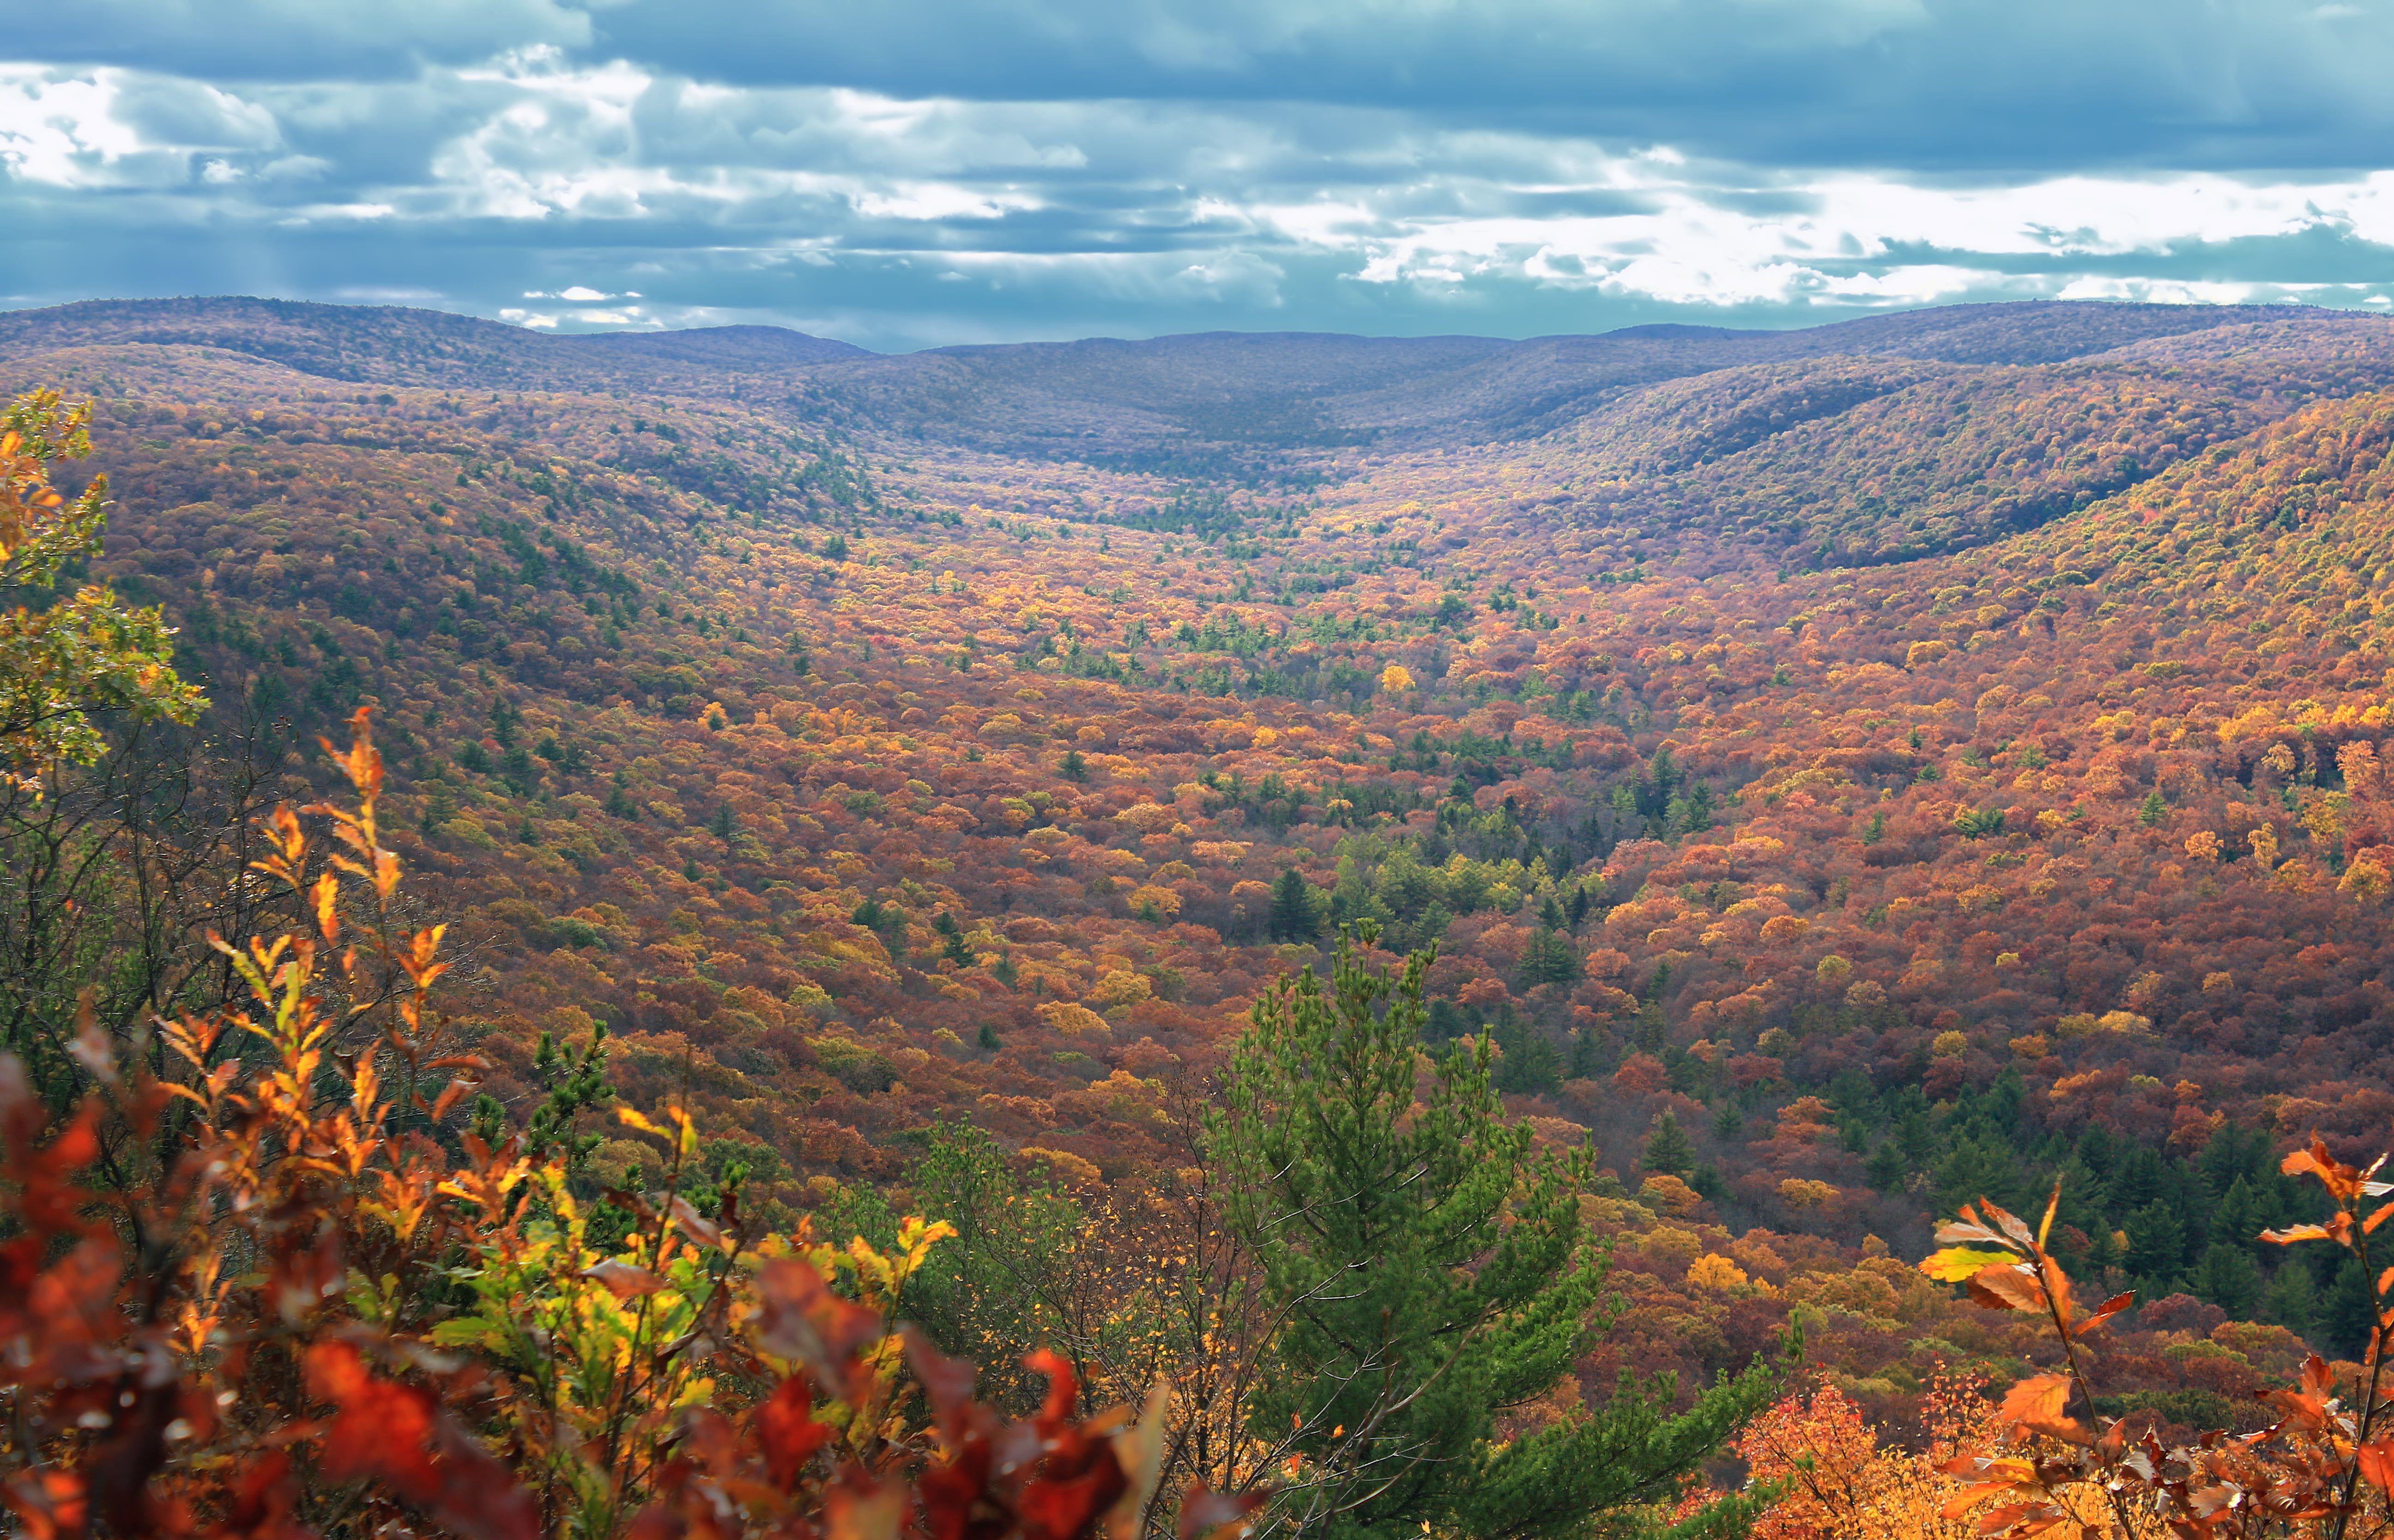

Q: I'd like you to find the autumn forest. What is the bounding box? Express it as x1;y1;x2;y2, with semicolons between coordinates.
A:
17;296;2394;1538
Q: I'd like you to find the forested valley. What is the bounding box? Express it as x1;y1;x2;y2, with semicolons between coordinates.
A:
16;296;2394;1538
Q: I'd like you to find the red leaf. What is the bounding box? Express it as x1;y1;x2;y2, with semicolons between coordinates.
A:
1;1470;88;1540
752;1377;835;1492
1176;1486;1268;1540
580;1260;664;1300
905;1326;987;1444
668;1195;724;1251
216;1451;306;1540
2358;1438;2394;1492
1027;1348;1081;1435
1018;1462;1128;1540
269;1224;345;1325
304;1341;537;1540
2285;1136;2367;1202
755;1258;883;1393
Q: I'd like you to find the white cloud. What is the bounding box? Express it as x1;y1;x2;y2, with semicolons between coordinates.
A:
0;66;280;187
9;40;2394;342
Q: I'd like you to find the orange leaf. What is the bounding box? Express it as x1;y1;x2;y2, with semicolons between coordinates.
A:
2038;1253;2075;1332
313;871;341;943
1968;1264;2049;1314
580;1260;664;1300
2285;1135;2367;1202
1996;1373;2073;1431
2075;1291;2136;1336
824;1483;902;1540
2358;1438;2394;1492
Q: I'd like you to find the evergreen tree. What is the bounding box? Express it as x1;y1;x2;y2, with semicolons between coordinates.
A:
1211;929;1780;1540
1269;866;1321;942
1517;927;1584;987
2327;1256;2376;1358
2124;1198;2186;1289
2192;1240;2261;1317
488;694;521;748
2081;1221;2125;1284
709;800;737;840
2265;1259;2322;1339
1642;1108;1696;1178
2139;790;2169;827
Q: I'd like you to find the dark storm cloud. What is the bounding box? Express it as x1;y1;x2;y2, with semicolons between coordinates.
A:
5;1;2394;350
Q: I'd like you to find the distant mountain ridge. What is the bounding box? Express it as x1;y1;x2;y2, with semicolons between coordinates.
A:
0;297;872;392
0;295;2357;428
10;294;2394;563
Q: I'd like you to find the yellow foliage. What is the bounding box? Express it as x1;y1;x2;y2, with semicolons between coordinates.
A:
2340;858;2391;905
1127;883;1184;917
1036;1001;1112;1036
1640;1174;1704;1215
1019;1146;1103;1186
1084;969;1155;1010
1687;1254;1751;1292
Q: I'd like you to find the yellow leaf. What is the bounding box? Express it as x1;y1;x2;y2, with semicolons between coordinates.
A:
616;1105;665;1136
1921;1246;2015;1281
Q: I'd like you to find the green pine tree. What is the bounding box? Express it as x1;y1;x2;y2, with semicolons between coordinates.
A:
1517;927;1584;988
2139;790;2168;827
1642;1108;1696;1178
1269;866;1321;942
2264;1259;2322;1339
2328;1257;2376;1358
2124;1198;2187;1290
1210;929;1782;1540
2192;1240;2261;1318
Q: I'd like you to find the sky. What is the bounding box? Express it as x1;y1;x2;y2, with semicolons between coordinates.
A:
6;0;2394;352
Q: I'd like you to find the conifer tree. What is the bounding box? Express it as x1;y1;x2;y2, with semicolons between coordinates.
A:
1643;1108;1696;1178
1517;926;1584;987
1269;866;1320;942
1211;927;1781;1540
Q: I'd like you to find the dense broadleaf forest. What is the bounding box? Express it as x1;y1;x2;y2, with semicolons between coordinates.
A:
18;296;2394;1538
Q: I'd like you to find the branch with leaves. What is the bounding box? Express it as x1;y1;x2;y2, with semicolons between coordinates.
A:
1924;1139;2394;1540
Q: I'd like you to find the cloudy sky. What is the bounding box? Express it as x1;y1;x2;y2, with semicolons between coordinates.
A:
6;0;2394;351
